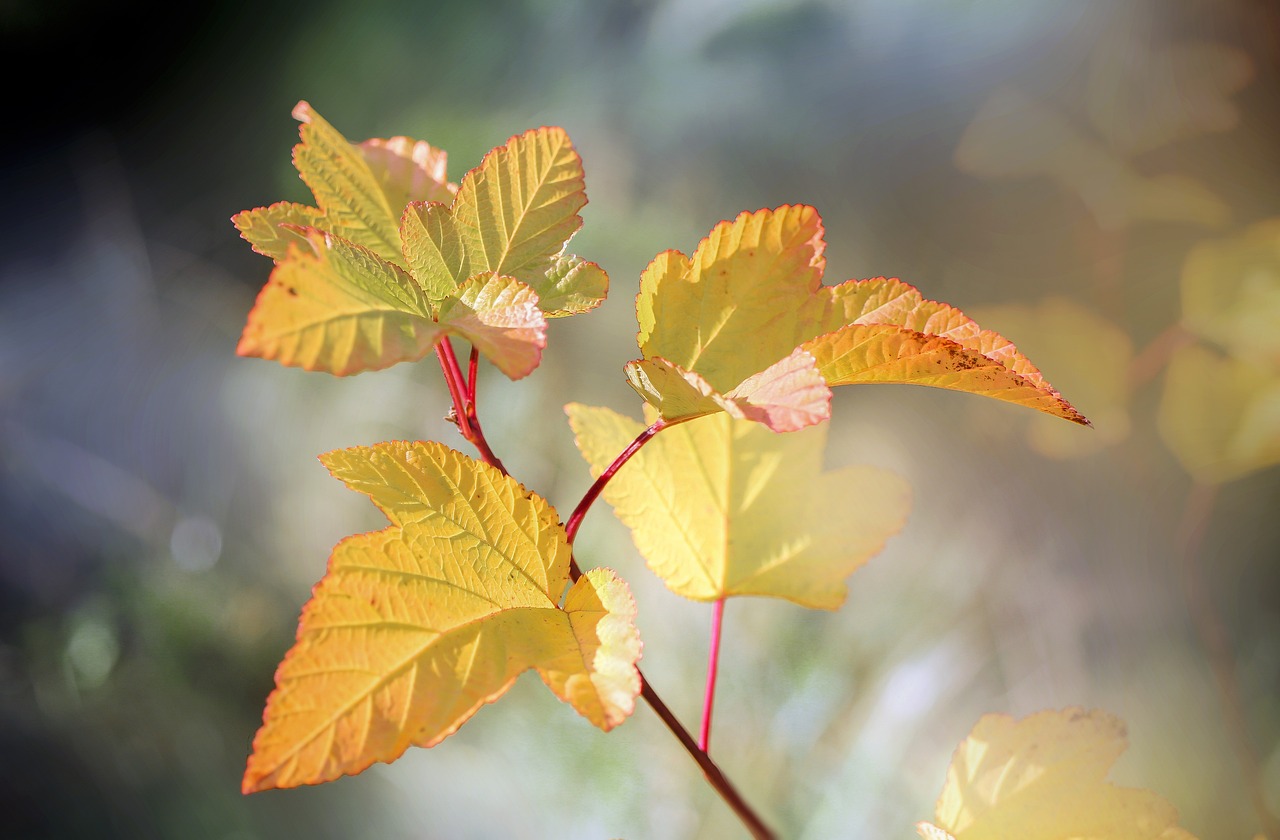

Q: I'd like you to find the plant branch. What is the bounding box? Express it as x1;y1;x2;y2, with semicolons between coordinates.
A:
640;671;776;839
1129;323;1194;389
1176;482;1280;839
701;598;726;752
436;339;507;475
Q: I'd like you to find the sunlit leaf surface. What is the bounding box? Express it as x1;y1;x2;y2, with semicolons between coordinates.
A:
243;442;640;792
917;708;1196;840
630;205;1086;431
568;404;910;607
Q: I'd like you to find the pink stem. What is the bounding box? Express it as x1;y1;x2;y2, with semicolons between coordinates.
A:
700;598;726;752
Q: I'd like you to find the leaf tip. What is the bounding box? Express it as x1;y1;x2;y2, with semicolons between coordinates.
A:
291;100;314;124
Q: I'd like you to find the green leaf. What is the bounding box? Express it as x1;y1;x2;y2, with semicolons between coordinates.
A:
452;126;587;283
291;101;403;264
400;201;470;306
529;254;609;317
437;272;547;380
567;404;910;607
243;442;641;792
236;228;439;376
233;201;327;262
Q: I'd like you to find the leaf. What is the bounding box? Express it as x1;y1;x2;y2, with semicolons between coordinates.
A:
291;101;405;263
236;228;440;376
357;134;456;213
400;201;470;305
243;442;641;792
233;201;327;262
452;126;587;285
529;254;609;317
630;205;1086;431
567;404;910;607
436;272;547;380
1180;218;1280;369
955;86;1230;230
917;708;1196;840
1157;343;1280;483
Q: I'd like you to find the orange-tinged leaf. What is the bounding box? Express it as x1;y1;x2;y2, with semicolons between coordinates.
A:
400;201;470;305
1157;343;1280;483
452;126;587;284
629;206;1086;430
567;404;910;607
1180;218;1280;368
233;201;326;262
357;134;456;214
437;273;547;380
243;442;641;792
291;102;404;264
917;708;1195;840
236;229;440;376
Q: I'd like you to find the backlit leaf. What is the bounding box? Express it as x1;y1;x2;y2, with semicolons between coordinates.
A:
357;134;456;213
916;708;1196;840
1180;218;1280;368
530;254;609;317
630;206;1086;431
567;404;910;607
452;126;587;284
291;102;404;263
233;201;326;262
1157;343;1280;483
436;273;547;380
243;442;641;792
400;201;470;305
236;228;439;376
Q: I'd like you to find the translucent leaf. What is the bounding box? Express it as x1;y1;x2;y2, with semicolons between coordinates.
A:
630;206;1086;430
1180;218;1280;368
357;135;456;213
917;708;1196;840
567;404;910;607
236;228;439;376
437;272;547;380
291;102;404;264
452;126;587;284
243;442;641;792
1157;344;1280;483
400;201;470;306
967;298;1132;458
233;201;326;262
530;254;609;317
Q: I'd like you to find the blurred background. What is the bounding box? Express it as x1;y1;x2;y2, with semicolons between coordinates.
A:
2;0;1278;837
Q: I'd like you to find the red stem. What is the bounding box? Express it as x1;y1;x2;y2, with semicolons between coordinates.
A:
467;346;479;410
700;598;726;752
435;339;507;475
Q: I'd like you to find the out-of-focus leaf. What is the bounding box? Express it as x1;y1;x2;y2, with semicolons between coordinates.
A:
1157;343;1280;483
917;708;1196;840
236;228;439;376
967;298;1132;458
630;205;1086;431
955;87;1230;230
436;273;547;380
243;442;641;792
452;126;587;284
567;404;910;607
1086;34;1253;155
1180;219;1280;368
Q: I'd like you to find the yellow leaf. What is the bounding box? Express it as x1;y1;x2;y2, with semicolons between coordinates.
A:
236;228;440;376
233;201;326;262
357;134;456;215
1157;343;1280;483
437;273;547;380
399;201;470;306
567;404;910;607
452;126;589;285
919;708;1196;840
1180;218;1280;369
630;206;1086;430
243;442;641;792
533;254;610;317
